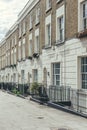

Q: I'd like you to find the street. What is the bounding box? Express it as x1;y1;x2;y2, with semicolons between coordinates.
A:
0;90;87;130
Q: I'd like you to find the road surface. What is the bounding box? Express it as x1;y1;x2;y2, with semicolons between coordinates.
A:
0;90;87;130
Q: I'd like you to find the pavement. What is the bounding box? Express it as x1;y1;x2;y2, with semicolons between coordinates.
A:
0;90;87;130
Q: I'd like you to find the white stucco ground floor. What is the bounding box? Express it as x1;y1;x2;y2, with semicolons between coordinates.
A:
0;38;87;113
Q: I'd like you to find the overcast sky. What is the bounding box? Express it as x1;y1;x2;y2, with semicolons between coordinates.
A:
0;0;29;42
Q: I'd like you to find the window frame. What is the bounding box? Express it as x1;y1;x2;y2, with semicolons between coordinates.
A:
29;14;33;30
29;39;33;56
19;24;22;38
33;69;38;82
14;47;16;65
46;0;52;11
56;15;64;44
23;20;26;35
45;23;51;47
82;1;87;30
81;57;87;89
11;49;14;65
18;41;21;61
22;39;25;60
35;35;39;53
35;8;40;25
52;63;60;86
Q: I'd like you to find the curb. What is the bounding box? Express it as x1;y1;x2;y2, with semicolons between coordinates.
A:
29;96;87;119
30;97;44;105
17;95;25;99
47;102;87;119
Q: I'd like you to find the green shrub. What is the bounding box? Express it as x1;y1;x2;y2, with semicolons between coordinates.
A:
12;88;17;94
12;88;21;96
31;82;39;94
16;91;21;96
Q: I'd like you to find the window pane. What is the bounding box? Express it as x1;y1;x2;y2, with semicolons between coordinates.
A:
83;4;85;17
84;19;86;29
56;81;60;86
58;16;64;41
34;70;38;82
81;57;87;89
55;69;60;74
85;4;87;17
55;63;60;68
81;57;84;64
56;75;60;80
53;63;60;86
82;82;85;89
82;74;85;80
48;24;51;45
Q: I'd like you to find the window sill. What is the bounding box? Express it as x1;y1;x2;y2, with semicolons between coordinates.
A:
55;40;64;46
17;60;21;62
10;65;14;68
22;58;26;61
14;64;17;67
46;7;52;13
1;68;5;70
44;45;51;49
33;52;39;58
29;27;33;31
27;56;32;60
77;29;87;38
35;21;40;26
22;32;26;36
56;0;63;4
10;64;17;68
19;36;22;39
77;89;87;94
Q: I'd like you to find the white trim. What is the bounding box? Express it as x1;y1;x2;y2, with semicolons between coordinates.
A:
23;38;25;44
35;28;39;36
19;41;21;47
78;0;86;31
18;0;40;23
45;14;51;25
29;33;32;40
11;50;13;54
46;0;51;11
45;14;51;46
23;20;26;35
56;5;65;43
14;48;16;53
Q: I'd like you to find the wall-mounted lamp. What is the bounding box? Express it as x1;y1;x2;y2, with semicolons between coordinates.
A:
48;72;50;76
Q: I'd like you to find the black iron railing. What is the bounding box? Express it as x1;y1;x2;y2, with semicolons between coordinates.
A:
47;85;87;114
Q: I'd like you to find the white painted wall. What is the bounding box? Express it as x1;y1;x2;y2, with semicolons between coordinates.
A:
42;38;87;89
1;38;87;90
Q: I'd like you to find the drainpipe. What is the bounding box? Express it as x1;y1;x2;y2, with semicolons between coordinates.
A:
63;0;66;87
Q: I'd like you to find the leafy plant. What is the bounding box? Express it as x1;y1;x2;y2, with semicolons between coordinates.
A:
12;88;21;96
16;91;21;96
12;88;17;94
31;82;39;94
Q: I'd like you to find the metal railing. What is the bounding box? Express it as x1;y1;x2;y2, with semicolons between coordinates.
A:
0;82;29;95
48;85;70;102
47;85;87;114
0;82;87;114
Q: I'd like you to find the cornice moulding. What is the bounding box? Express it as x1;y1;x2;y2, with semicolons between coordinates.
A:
18;0;40;23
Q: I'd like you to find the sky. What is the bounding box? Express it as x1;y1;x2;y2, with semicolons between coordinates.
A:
0;0;29;42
